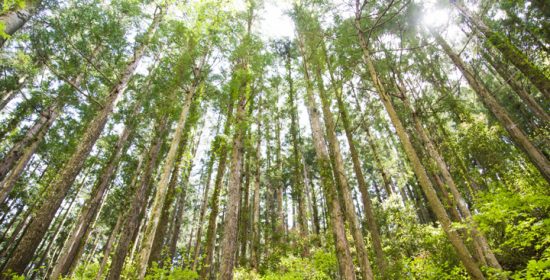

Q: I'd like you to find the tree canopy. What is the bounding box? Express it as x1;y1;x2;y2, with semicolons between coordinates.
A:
0;0;548;279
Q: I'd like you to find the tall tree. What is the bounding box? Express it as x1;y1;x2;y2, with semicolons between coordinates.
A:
354;1;485;279
218;3;257;277
452;1;550;98
431;30;550;184
295;14;357;278
1;5;166;276
106;113;170;280
0;0;41;48
136;53;206;279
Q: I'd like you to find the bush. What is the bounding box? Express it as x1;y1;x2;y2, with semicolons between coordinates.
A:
235;249;336;280
145;263;198;280
263;254;330;280
475;190;550;272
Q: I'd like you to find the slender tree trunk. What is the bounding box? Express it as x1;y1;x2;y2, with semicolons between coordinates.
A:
313;66;374;280
285;55;309;242
296;31;356;280
148;131;189;267
0;90;18;112
159;113;203;269
219;78;249;280
199;91;235;280
1;8;164;275
0;215;31;270
334;85;388;278
362;115;393;196
200;148;227;279
191;153;216;270
432;31;550;184
303;163;320;235
0;46;99;199
0;204;22;243
95;215;123;280
0;206;23;260
238;152;251;266
274;112;285;245
354;5;485;278
452;1;550;98
183;206;199;268
0;0;41;48
322;42;387;276
0;99;34;143
0;108;56;204
481;49;549;123
49;98;142;280
250;111;262;270
396;78;502;270
350;86;395;198
136;82;197;279
106;114;169;280
166;152;194;264
25;170;89;277
30;175;85;278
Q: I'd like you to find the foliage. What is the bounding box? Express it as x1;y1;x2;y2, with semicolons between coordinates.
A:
512;248;550;280
236;250;336;280
378;196;470;279
144;263;198;280
475;190;550;272
70;262;101;279
0;0;548;279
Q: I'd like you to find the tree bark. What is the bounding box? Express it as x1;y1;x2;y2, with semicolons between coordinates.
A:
481;49;549;123
0;45;99;198
30;175;85;278
285;51;309;241
106;114;169;280
148;131;189;267
296;30;357;280
432;31;550;184
0;0;41;48
322;42;388;276
218;76;249;280
273;111;285;244
312;64;374;280
1;7;164;275
191;152;216;270
49;98;142;280
397;66;503;270
250;109;262;270
198;103;234;279
238;151;251;266
136;82;197;279
453;1;550;99
354;4;485;278
166;158;192;264
0;106;57;204
334;84;388;278
96;215;123;280
303;163;320;235
0;90;18;112
356;99;394;197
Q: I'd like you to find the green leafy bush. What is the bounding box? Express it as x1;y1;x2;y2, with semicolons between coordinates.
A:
235;249;336;280
475;190;550;272
144;263;198;280
263;254;330;280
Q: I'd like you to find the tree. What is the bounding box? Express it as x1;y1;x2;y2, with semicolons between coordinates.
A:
1;4;166;276
0;0;41;48
0;1;548;279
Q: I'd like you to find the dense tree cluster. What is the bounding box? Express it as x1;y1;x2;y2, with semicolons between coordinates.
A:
0;0;548;279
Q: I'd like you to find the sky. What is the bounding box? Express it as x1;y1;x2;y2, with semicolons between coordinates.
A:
256;0;295;39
